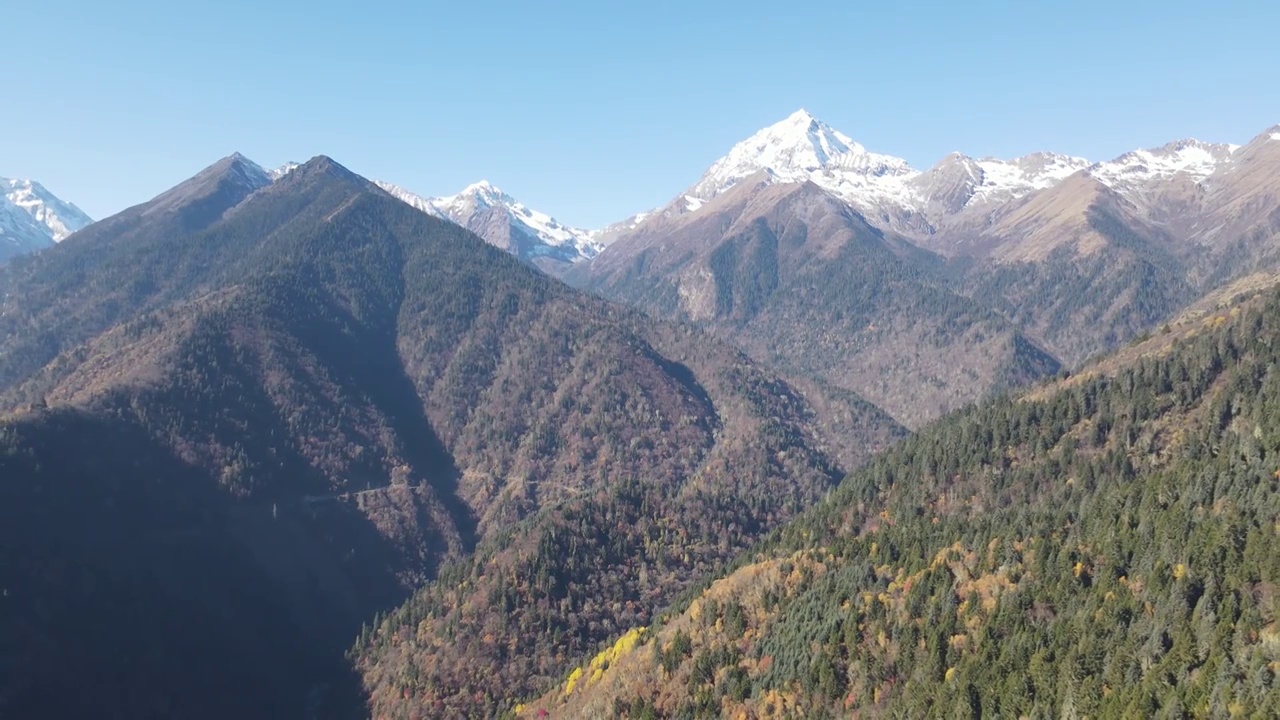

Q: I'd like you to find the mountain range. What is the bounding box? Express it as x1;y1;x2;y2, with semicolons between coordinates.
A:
11;112;1277;272
551;114;1269;427
17;110;1276;428
0;153;900;718
362;111;1280;282
4;110;1280;719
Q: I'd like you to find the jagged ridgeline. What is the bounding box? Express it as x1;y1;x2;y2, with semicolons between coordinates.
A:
0;155;902;719
524;288;1280;718
570;116;1280;432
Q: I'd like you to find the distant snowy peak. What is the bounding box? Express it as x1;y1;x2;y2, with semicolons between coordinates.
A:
655;110;1273;241
651;109;1101;235
589;210;655;246
686;109;918;212
704;108;914;183
373;180;445;218
375;179;603;265
1;177;93;259
3;177;93;242
268;162;599;264
430;180;520;218
269;161;300;181
1088;139;1238;191
437;180;604;260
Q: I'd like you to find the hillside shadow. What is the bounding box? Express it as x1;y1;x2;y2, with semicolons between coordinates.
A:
289;285;479;557
0;409;370;720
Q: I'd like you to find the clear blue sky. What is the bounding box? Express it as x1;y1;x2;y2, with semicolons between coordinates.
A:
3;0;1278;228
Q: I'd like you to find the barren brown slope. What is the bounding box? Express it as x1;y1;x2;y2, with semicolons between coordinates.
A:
943;171;1195;366
572;175;1060;429
989;173;1123;261
1192;127;1280;280
935;172;1169;264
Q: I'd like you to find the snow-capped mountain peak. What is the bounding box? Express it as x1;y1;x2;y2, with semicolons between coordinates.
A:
1;176;94;260
729;108;862;171
432;179;520;215
373;179;602;268
657;110;1099;236
3;177;93;242
460;179;502;196
644;109;931;234
687;109;917;206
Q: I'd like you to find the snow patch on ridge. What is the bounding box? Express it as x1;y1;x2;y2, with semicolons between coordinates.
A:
1088;139;1236;191
967;153;1092;206
269;162;301;181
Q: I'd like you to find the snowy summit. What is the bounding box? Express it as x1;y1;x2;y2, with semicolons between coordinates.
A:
1;177;93;260
686;109;917;213
631;109;1097;234
375;179;603;267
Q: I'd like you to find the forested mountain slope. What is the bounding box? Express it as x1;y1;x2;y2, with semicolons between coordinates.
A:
0;409;371;719
0;155;902;719
526;286;1280;718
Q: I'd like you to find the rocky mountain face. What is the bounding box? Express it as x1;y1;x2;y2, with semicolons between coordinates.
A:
941;126;1280;366
0;154;902;719
1191;127;1280;280
0;176;92;262
570;173;1059;428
